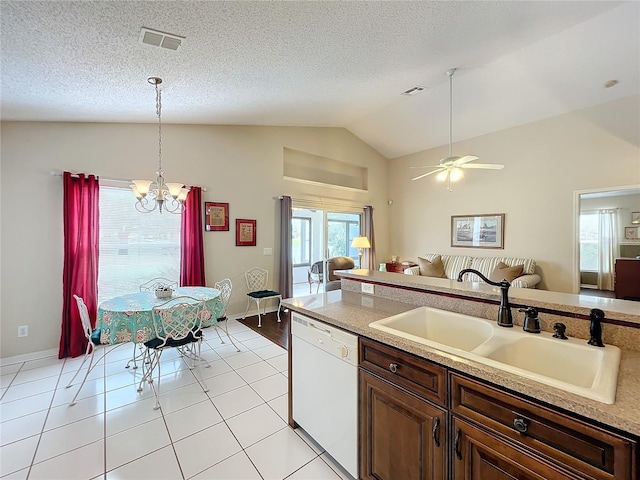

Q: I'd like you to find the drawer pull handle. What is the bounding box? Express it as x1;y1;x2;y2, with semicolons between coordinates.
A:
454;428;462;460
432;417;440;447
513;418;528;433
389;363;398;373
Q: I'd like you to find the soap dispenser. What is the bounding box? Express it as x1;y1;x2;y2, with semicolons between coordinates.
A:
519;307;541;334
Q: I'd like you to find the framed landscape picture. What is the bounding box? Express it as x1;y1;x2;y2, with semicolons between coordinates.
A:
451;213;505;249
236;219;257;246
205;202;229;231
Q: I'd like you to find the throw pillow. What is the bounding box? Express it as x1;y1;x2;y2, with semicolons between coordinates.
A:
490;262;524;283
418;256;447;278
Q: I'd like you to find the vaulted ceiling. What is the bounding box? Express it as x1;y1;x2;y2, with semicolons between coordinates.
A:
1;1;638;159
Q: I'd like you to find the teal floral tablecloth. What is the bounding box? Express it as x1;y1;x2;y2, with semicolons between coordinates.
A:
97;287;223;345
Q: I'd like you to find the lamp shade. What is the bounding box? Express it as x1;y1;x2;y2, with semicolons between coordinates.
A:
351;236;371;249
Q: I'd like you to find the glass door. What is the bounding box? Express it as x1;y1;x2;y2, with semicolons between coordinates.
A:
291;206;362;297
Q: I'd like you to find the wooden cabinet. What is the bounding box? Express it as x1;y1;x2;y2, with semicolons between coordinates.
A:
357;338;638;480
359;338;447;479
615;258;640;300
452;417;582;480
360;370;446;480
385;262;417;273
450;373;637;480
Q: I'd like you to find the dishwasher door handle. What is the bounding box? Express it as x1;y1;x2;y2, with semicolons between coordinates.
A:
308;322;332;336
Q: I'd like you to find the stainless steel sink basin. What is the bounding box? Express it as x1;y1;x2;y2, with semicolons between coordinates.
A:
369;307;621;404
369;307;494;353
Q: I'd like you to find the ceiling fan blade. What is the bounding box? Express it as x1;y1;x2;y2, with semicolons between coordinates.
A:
411;168;444;181
410;165;443;169
452;155;479;166
460;163;504;170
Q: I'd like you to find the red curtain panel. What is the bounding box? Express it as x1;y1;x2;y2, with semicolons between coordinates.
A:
180;186;206;286
59;172;99;358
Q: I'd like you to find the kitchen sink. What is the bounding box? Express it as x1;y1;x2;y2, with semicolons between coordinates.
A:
369;307;494;353
369;307;621;404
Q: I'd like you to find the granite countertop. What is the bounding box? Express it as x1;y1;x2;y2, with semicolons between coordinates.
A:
337;269;640;324
283;290;640;436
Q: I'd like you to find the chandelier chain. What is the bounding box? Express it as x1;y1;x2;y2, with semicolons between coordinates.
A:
156;82;162;174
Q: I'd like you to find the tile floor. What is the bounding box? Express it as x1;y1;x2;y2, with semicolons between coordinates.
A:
0;319;351;479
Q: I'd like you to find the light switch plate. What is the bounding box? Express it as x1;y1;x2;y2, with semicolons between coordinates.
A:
263;248;273;255
361;283;374;295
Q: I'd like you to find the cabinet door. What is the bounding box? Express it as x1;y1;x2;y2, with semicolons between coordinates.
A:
360;370;446;480
452;418;582;480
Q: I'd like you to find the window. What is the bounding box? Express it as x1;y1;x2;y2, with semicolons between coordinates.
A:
579;212;599;271
292;217;311;267
327;212;361;261
98;186;181;303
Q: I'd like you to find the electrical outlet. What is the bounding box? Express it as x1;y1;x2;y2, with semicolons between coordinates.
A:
18;325;28;337
263;248;273;255
361;283;374;295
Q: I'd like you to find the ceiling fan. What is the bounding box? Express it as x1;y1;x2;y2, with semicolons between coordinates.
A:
411;68;504;190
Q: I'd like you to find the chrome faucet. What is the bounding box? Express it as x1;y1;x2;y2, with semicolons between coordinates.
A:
457;268;513;327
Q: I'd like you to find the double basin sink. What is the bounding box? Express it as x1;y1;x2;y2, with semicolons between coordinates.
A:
369;307;621;404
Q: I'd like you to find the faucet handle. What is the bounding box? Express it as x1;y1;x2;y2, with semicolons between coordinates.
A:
553;322;568;340
519;307;541;334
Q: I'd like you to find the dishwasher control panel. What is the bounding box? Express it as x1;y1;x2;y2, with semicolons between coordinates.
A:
291;313;358;366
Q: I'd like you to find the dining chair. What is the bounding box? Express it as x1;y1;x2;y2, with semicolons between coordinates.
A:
242;267;282;328
208;278;241;351
66;294;108;406
124;277;180;370
137;296;210;410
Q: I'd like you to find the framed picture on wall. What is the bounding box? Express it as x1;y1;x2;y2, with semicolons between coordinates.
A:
632;212;640;225
625;226;640;240
451;213;505;249
236;219;257;246
205;202;229;231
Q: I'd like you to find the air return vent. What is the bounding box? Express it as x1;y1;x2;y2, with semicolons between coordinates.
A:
401;86;425;96
138;27;185;51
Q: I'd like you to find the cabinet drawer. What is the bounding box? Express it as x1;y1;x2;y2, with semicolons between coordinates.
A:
360;338;447;407
450;373;637;480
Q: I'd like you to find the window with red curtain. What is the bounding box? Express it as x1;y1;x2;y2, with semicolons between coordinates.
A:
180;186;205;286
59;172;100;358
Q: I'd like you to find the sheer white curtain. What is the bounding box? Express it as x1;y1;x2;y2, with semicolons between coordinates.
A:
597;209;619;291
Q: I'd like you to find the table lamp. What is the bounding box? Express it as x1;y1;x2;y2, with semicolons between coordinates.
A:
351;236;371;268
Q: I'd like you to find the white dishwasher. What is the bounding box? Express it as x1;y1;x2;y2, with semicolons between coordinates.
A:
291;312;358;479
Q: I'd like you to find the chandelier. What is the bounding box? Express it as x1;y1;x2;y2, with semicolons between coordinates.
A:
130;77;189;213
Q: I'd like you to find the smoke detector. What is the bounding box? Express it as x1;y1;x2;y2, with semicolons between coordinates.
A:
139;27;185;51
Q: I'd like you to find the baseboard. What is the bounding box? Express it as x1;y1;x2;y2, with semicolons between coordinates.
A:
0;348;59;367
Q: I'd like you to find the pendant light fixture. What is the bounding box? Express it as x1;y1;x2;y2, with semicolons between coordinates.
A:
131;77;189;213
411;68;504;190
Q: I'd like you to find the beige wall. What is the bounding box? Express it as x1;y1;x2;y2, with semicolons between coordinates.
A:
388;95;640;293
0;122;390;358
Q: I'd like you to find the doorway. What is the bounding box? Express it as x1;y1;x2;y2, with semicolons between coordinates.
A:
291;206;362;297
573;185;640;296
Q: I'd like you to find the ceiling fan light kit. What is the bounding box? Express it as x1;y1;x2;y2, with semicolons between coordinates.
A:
411;68;504;190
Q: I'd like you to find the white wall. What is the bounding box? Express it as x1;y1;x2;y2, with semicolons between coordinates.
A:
388;95;640;293
0;122;390;358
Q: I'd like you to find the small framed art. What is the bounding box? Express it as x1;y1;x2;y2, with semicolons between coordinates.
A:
632;212;640;225
624;226;640;240
236;219;257;246
205;202;229;231
451;213;505;249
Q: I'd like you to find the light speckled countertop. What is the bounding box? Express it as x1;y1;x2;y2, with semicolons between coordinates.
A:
282;289;640;436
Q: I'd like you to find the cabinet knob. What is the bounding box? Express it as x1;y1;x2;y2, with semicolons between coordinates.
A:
513;417;528;433
389;363;398;373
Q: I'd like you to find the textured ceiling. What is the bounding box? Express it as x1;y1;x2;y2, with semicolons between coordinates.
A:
1;1;638;158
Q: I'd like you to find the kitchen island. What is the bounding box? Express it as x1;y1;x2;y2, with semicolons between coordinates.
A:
283;270;640;480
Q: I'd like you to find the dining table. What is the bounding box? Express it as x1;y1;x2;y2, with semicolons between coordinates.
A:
97;286;224;345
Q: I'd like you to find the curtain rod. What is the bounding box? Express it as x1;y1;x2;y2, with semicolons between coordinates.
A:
276;195;368;209
50;170;207;192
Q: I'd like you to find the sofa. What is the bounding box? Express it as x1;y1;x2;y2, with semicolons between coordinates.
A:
405;253;541;288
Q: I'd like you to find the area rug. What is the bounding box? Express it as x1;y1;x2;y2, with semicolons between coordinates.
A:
237;311;289;350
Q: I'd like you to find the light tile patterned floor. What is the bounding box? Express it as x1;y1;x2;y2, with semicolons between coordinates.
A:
0;320;351;479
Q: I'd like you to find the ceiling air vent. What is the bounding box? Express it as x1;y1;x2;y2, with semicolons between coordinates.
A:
139;27;185;51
